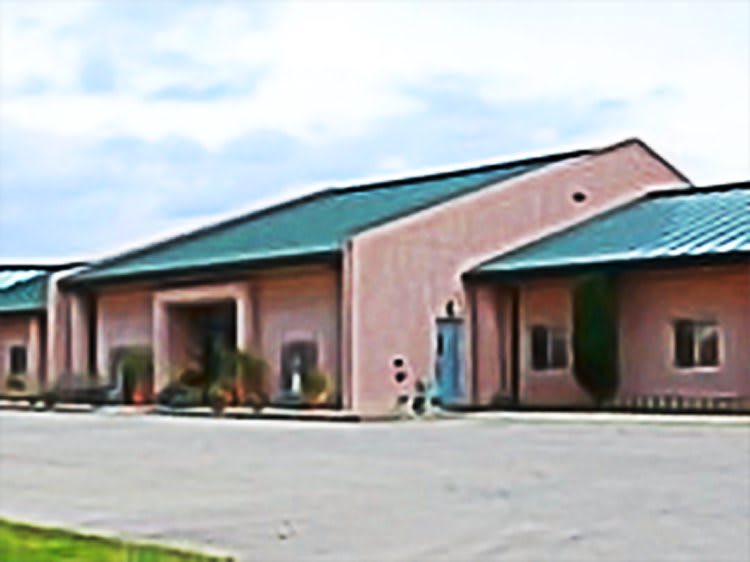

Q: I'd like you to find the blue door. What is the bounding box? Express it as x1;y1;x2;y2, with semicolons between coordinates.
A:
435;319;465;404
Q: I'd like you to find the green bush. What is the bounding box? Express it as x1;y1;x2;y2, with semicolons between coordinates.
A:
302;369;331;403
177;368;208;388
207;383;229;415
6;374;27;392
572;274;620;404
233;351;269;409
42;390;58;410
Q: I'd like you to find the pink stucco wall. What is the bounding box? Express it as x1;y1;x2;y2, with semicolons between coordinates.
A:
255;268;339;400
85;266;340;399
518;280;592;406
0;315;42;393
472;284;514;404
347;140;685;413
470;263;750;408
96;288;153;378
618;264;750;399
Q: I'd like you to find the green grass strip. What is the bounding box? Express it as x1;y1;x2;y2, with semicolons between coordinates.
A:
0;518;233;562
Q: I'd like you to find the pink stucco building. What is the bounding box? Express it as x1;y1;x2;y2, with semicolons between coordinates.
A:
2;138;746;414
466;182;749;410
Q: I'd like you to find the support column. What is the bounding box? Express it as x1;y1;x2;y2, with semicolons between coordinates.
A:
236;289;253;352
70;293;90;374
27;316;41;390
153;299;170;393
46;272;68;388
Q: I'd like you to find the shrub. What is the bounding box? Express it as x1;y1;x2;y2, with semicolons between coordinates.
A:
207;383;230;415
6;374;27;392
42;391;57;410
48;373;114;407
178;368;208;388
233;351;269;410
572;274;620;404
302;369;331;404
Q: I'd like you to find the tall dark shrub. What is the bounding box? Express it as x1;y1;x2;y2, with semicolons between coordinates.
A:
572;274;619;403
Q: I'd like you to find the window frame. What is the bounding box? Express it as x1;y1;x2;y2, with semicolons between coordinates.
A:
9;344;28;375
529;324;569;372
672;318;721;371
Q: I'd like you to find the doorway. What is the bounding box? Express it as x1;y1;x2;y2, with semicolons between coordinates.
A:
169;300;237;380
435;318;465;405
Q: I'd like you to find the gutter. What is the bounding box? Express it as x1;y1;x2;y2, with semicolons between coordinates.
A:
60;250;343;289
463;252;750;283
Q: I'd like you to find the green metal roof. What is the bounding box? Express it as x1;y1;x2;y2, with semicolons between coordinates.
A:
0;271;48;314
70;148;590;285
473;183;750;277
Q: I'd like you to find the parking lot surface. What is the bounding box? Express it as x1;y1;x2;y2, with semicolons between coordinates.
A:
1;411;748;561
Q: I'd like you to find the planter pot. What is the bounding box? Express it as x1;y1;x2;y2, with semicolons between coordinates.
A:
304;391;329;407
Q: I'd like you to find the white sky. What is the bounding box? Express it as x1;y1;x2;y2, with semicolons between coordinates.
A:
1;0;748;260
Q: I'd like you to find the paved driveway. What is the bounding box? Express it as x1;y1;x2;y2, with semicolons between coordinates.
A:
0;411;748;561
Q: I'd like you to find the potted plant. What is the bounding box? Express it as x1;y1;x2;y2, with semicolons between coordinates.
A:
5;374;26;393
207;382;231;416
302;369;331;406
119;347;153;404
233;350;269;412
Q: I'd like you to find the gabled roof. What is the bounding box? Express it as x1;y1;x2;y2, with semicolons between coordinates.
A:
0;270;49;314
470;182;750;278
66;145;597;286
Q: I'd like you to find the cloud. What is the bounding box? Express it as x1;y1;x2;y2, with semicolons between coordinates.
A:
0;0;748;259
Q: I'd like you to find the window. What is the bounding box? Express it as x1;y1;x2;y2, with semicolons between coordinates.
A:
280;340;318;396
9;346;27;374
530;325;568;370
674;319;719;368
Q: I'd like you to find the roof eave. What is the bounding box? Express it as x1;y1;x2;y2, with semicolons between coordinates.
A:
62;249;342;289
0;306;46;316
464;251;750;283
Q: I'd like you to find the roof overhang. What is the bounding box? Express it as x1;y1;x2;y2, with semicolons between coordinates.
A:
464;251;750;284
61;249;342;290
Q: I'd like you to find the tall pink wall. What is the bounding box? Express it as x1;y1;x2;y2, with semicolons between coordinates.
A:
618;264;750;398
96;289;153;378
347;141;686;413
473;284;514;404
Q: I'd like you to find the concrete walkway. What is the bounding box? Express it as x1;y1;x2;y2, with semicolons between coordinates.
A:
1;411;748;561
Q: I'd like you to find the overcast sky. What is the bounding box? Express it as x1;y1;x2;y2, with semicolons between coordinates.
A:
1;0;748;261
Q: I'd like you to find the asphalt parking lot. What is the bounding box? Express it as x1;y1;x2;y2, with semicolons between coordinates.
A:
0;411;748;561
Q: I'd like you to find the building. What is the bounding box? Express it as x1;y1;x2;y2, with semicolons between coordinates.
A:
465;182;749;410
2;138;714;414
0;264;84;396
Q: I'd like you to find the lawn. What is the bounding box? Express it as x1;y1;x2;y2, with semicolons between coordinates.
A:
0;518;232;562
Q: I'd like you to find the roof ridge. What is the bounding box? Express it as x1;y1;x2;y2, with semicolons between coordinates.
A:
328;147;593;195
647;180;750;199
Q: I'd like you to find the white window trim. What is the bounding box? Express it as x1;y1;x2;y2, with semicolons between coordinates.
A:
529;325;569;373
672;318;721;373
